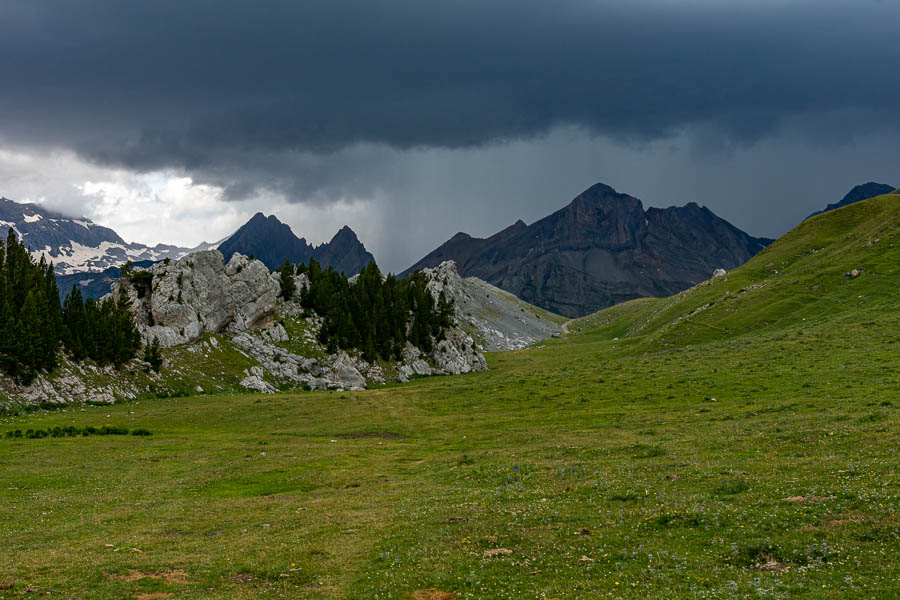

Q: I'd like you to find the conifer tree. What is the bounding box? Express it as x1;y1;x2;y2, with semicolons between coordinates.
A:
278;258;296;301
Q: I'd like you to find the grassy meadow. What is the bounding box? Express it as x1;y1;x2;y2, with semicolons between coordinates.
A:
1;195;898;598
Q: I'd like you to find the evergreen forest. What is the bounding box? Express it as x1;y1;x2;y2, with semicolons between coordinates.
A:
291;259;454;361
0;229;142;383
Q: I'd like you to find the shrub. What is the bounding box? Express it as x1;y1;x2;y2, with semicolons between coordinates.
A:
714;478;750;495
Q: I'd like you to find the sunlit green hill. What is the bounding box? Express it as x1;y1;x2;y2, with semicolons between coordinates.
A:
569;192;900;349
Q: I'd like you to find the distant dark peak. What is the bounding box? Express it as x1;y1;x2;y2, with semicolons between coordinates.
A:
218;213;374;274
500;219;527;233
449;231;473;241
840;182;895;205
807;182;895;220
582;182;620;196
569;183;642;211
401;181;768;317
329;225;360;242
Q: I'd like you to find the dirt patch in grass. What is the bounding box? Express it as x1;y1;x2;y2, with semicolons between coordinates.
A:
412;590;457;600
752;556;788;572
224;573;266;585
440;517;469;524
136;594;173;600
781;495;824;504
335;432;407;439
114;570;191;584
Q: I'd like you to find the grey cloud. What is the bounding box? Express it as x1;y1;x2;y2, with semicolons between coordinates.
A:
0;0;898;179
0;1;898;274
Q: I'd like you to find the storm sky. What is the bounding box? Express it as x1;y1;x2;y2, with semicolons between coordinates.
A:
0;0;898;271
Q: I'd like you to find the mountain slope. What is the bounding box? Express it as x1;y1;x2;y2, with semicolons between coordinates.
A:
55;260;155;302
403;183;769;317
0;196;217;275
421;261;565;351
217;213;375;274
568;190;900;350
806;182;895;220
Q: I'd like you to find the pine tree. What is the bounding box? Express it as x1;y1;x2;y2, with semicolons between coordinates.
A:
144;337;163;372
278;259;296;300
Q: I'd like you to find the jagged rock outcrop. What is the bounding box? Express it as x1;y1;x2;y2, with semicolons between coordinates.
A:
0;358;156;407
420;260;563;351
4;252;490;408
112;250;280;347
402;183;771;318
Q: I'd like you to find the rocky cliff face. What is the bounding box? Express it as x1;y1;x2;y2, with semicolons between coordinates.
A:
402;183;770;318
217;213;375;275
113;250;281;347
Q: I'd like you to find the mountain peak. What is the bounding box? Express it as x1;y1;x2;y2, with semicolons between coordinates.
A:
218;214;374;274
807;182;895;220
329;225;360;244
582;182;619;196
403;183;767;317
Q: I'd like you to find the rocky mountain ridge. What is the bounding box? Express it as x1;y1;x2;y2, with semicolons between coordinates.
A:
403;183;771;318
108;250;487;391
0;196;218;275
217;213;375;275
2;252;503;407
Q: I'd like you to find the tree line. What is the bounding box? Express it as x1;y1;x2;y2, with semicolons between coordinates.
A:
283;258;454;361
0;229;142;383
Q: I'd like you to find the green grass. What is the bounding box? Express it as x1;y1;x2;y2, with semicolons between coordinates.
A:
0;196;898;598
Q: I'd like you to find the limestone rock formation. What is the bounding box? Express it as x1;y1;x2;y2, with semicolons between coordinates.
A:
420;260;563;351
112;250;280;347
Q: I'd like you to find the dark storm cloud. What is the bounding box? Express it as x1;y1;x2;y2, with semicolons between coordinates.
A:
1;0;899;185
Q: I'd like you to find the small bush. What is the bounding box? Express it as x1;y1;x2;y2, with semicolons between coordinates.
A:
3;426;151;440
714;478;750;495
609;493;639;502
457;454;475;466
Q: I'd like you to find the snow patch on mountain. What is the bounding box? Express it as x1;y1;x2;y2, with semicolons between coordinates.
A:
1;195;220;275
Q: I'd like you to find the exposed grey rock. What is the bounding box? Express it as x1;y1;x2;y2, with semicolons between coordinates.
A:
330;352;366;391
3;357;151;407
420;260;562;351
431;327;487;375
112;250;280;347
240;366;276;394
712;268;727;278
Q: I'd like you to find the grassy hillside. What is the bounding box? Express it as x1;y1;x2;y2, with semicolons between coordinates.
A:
0;196;897;599
569;192;900;349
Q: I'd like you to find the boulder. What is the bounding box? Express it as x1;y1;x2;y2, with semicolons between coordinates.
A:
331;352;366;391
